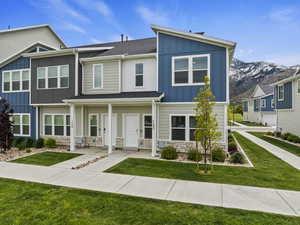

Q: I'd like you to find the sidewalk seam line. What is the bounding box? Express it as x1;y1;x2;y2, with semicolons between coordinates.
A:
116;176;136;192
276;191;299;216
165;180;176;200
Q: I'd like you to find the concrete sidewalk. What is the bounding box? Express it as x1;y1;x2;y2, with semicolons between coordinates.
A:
0;159;299;217
237;131;300;170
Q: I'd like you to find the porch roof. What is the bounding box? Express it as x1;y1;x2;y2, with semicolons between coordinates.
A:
63;91;164;104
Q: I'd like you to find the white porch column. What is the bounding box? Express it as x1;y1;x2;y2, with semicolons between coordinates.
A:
70;104;76;152
108;104;113;154
152;100;157;157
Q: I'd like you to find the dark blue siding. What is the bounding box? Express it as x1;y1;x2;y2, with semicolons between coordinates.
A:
0;57;36;139
243;101;248;112
261;95;274;112
158;33;227;102
254;99;260;112
275;82;293;109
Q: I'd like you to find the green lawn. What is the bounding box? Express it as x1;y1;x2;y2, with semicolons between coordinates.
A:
106;132;300;191
250;132;300;157
11;151;82;166
238;121;266;127
228;121;238;126
228;113;243;122
0;178;299;225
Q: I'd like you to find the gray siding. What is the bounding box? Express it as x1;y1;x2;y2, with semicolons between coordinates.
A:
158;103;225;143
31;55;76;104
82;60;120;94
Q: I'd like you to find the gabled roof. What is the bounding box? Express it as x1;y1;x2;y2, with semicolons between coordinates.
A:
259;84;274;95
271;68;300;86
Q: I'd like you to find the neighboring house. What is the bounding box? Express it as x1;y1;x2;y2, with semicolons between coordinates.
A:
22;24;235;156
272;69;300;136
0;25;65;139
242;84;276;126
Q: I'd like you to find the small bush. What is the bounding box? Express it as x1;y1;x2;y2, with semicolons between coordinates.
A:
12;137;25;147
161;146;178;160
17;142;26;151
23;138;35;148
187;148;202;161
282;132;291;140
266;131;273;136
287;134;300;143
26;149;31;153
45;138;57;148
230;152;245;164
228;141;238;154
212;147;226;162
35;138;45;148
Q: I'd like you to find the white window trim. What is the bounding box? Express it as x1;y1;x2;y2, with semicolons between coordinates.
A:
37;65;69;90
135;63;144;88
143;114;152;139
88;113;99;137
43;114;69;137
92;64;104;89
278;84;284;101
260;99;266;108
11;113;31;137
2;69;31;93
169;114;196;142
172;54;210;87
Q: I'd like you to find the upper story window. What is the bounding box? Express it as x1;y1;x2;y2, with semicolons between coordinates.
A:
2;69;30;92
135;63;144;88
260;99;266;108
172;54;209;86
93;64;103;89
278;85;284;101
37;65;69;89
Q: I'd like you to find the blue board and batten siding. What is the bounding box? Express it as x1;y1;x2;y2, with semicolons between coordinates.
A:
158;33;227;102
261;95;274;112
0;57;36;139
275;82;293;109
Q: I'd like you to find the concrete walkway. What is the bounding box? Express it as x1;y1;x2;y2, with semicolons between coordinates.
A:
237;131;300;170
0;152;300;217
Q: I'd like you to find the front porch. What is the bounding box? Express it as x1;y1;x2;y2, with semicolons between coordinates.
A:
64;94;162;157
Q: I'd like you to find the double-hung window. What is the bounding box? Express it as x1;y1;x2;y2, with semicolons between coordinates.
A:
278;85;284;101
143;115;152;139
44;114;70;136
171;115;196;141
271;99;275;108
173;54;209;86
2;69;30;92
12;114;30;136
261;99;266;108
93;64;103;89
89;114;99;136
37;65;69;89
135;63;144;87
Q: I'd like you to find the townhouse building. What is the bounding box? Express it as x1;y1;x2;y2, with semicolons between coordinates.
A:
2;24;236;156
242;84;276;126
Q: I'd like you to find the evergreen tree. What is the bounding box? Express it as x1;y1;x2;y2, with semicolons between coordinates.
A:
0;98;14;153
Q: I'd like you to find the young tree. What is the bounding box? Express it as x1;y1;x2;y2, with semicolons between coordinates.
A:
0;98;14;153
194;76;221;173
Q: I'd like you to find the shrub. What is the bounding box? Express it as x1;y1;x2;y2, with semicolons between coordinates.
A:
17;142;26;151
230;152;245;164
23;138;35;148
26;149;31;153
35;138;45;148
161;146;178;160
212;147;226;162
282;132;291;140
187;148;202;161
228;141;238;154
266;131;273;136
45;138;57;148
287;134;300;143
12;137;25;148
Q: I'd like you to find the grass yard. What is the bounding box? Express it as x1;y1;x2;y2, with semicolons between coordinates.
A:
11;151;82;166
0;178;299;225
238;121;265;127
106;132;300;191
250;132;300;157
228;121;238;126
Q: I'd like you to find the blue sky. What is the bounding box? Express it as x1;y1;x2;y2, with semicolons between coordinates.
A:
1;0;300;66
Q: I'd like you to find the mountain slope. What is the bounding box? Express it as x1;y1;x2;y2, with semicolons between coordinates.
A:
230;58;297;104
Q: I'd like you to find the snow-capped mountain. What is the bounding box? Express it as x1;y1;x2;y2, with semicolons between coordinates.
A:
230;58;298;103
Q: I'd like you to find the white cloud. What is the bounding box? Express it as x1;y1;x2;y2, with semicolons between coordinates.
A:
236;48;254;58
95;1;113;17
89;37;102;44
62;23;86;34
264;54;300;66
136;6;170;26
269;7;297;23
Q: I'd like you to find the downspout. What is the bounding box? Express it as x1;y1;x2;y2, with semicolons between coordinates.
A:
74;49;79;96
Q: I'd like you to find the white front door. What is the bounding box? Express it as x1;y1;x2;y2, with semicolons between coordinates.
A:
124;114;139;148
102;114;117;146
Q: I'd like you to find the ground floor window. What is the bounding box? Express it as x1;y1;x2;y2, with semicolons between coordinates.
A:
89;114;99;137
170;115;196;141
12;114;30;136
143;115;152;139
44;114;70;136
